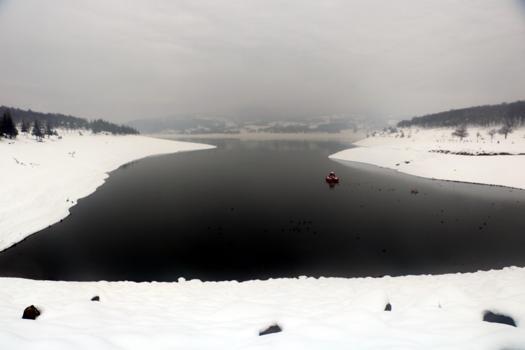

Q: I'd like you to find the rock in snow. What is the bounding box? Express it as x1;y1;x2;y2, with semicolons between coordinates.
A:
21;305;40;320
384;302;392;311
259;324;282;336
483;310;517;327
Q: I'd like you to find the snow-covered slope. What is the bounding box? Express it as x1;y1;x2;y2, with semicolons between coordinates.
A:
1;268;524;349
330;127;525;189
0;131;214;252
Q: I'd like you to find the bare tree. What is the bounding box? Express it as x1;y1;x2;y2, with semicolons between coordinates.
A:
487;129;496;142
452;125;468;141
498;123;513;139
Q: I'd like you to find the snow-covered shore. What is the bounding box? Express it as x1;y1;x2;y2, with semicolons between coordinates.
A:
330;127;525;190
1;267;524;349
0;131;214;252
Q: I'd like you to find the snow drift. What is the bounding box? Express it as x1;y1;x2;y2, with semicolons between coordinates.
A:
1;267;525;349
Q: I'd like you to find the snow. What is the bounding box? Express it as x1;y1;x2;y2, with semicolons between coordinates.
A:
0;131;214;252
0;268;524;349
2;128;525;349
330;127;525;190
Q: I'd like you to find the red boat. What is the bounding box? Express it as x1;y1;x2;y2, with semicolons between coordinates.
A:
325;171;340;185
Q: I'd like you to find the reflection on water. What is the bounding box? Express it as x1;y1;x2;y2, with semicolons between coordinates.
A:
0;139;524;282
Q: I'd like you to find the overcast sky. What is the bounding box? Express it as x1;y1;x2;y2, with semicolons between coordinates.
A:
1;0;524;122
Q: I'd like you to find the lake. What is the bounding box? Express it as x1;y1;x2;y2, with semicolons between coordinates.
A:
0;138;524;281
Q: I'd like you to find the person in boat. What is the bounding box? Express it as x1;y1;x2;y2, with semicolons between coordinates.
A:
325;171;339;188
326;171;339;182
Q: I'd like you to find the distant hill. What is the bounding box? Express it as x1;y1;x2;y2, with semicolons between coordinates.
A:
398;101;525;128
128;115;364;134
0;106;139;135
128;116;237;134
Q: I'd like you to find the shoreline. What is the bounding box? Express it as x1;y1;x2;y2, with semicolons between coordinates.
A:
331;157;525;192
330;127;525;191
0;132;214;252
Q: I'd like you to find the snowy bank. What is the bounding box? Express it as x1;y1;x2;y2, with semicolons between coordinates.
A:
330;127;525;189
1;268;525;349
0;131;214;252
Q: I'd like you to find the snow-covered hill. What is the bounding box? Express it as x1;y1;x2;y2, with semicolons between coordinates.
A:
330;127;525;189
1;267;524;349
0;131;214;252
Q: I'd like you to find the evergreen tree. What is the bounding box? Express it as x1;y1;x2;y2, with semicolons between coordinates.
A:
397;100;525;129
31;119;44;140
45;120;55;137
0;106;139;135
1;110;18;138
21;120;30;133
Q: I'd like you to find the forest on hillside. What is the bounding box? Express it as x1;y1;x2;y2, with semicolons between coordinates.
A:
398;101;525;128
0;106;139;135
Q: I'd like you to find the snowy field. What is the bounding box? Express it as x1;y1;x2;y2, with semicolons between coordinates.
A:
0;131;214;252
330;127;525;190
0;268;524;349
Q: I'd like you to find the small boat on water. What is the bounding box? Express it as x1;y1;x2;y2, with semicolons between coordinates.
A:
325;171;340;185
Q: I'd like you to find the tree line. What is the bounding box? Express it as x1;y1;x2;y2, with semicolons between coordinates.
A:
397;100;525;128
1;109;59;140
0;106;139;137
449;123;513;141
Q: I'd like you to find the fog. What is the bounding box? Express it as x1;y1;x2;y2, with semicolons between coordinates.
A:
0;0;524;122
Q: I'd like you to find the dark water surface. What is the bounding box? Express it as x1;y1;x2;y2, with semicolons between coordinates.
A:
1;138;525;282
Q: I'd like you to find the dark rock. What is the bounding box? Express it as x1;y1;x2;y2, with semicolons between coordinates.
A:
91;296;100;302
259;324;282;336
22;305;41;320
384;303;392;311
483;311;517;327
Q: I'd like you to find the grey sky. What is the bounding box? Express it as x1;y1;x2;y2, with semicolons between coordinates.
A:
1;0;524;122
